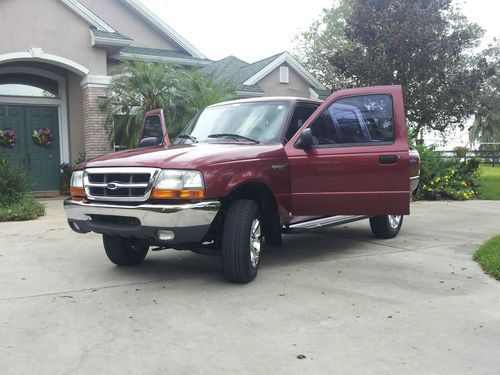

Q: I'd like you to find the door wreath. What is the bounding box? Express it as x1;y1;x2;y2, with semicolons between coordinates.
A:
32;128;54;147
0;128;16;148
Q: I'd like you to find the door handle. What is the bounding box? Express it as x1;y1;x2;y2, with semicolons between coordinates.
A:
27;153;31;170
379;155;398;164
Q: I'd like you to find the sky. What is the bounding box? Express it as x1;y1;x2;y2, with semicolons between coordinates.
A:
141;0;500;63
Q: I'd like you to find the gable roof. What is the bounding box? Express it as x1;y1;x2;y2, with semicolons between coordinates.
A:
202;56;248;81
59;0;116;32
201;51;328;98
242;52;327;90
118;0;206;59
113;46;211;66
58;0;205;59
231;53;283;85
200;53;281;85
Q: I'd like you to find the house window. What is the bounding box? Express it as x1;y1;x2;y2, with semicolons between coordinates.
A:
279;66;289;84
0;73;59;98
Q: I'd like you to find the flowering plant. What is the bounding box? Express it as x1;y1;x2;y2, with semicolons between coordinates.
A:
32;128;54;147
0;128;16;148
418;155;481;201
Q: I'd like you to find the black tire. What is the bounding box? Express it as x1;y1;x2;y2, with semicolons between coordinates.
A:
369;215;403;239
264;209;282;247
221;199;262;283
102;235;149;266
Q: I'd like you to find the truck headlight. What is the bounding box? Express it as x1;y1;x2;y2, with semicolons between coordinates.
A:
70;170;86;198
152;170;205;199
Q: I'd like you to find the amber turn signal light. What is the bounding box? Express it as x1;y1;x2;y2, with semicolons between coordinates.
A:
151;189;205;199
70;187;86;198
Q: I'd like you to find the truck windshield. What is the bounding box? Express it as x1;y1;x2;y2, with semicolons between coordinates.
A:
177;101;290;143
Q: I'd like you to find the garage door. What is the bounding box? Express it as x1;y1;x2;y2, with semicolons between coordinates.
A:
0;105;60;191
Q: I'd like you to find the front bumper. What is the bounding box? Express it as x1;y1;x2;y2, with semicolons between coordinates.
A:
64;199;220;245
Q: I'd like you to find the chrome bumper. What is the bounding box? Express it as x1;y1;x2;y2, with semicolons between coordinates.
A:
64;199;220;244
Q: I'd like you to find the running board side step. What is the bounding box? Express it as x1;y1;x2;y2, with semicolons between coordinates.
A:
287;215;369;231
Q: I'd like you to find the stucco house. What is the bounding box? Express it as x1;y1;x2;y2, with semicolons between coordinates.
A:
0;0;328;192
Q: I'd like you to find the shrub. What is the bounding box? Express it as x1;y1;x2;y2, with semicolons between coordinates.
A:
0;158;45;221
0;157;31;205
414;144;481;200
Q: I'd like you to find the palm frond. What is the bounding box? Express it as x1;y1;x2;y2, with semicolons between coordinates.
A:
102;61;236;148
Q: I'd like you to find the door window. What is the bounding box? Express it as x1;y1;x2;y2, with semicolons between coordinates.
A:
285;104;319;143
309;94;394;146
142;115;163;139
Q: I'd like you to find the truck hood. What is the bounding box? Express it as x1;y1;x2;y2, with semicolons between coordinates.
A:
80;143;285;170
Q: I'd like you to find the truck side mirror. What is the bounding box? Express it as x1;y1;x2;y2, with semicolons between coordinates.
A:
297;128;313;149
138;136;160;148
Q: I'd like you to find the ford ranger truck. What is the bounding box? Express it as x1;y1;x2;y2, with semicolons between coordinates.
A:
65;85;420;283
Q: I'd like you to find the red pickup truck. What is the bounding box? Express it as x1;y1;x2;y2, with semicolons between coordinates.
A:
65;85;420;283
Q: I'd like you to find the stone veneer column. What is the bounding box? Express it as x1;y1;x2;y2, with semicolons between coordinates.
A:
80;75;113;159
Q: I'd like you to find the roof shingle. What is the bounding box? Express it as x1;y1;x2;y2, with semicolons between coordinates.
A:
201;52;325;97
115;47;211;66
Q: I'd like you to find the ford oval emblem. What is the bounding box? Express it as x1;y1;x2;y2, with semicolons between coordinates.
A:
107;182;119;190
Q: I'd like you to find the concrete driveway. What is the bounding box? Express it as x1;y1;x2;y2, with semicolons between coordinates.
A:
1;200;499;375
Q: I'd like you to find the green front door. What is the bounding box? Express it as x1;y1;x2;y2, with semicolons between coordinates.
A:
0;105;60;191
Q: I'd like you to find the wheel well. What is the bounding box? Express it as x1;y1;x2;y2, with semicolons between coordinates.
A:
220;182;281;243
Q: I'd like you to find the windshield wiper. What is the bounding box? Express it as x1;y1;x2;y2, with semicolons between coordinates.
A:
208;133;259;143
177;134;198;143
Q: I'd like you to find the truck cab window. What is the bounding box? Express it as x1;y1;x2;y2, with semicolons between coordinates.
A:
309;94;394;146
285;104;319;143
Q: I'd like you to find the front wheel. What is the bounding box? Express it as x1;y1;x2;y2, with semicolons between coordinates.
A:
102;235;149;265
369;215;403;239
221;200;262;283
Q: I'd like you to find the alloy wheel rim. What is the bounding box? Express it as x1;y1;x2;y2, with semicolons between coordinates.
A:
249;219;262;268
388;215;402;229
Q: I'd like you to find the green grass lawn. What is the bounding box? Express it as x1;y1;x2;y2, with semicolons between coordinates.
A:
479;165;500;200
0;195;45;222
474;235;500;280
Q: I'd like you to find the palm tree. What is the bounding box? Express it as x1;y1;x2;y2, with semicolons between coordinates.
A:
171;69;236;138
470;41;500;149
470;74;500;148
102;60;235;149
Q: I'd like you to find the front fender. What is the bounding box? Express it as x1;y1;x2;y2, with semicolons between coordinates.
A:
201;157;290;216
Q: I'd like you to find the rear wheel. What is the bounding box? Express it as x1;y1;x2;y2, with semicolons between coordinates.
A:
369;215;403;239
102;235;149;265
221;200;262;283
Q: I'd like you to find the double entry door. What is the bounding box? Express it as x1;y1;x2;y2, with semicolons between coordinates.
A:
0;105;60;191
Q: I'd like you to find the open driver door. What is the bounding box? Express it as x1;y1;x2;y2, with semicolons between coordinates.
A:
137;109;170;147
285;85;410;217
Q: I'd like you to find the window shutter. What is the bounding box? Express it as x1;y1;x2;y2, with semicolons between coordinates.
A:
279;66;289;84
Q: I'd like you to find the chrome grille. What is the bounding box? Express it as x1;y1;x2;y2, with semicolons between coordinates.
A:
84;167;160;202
